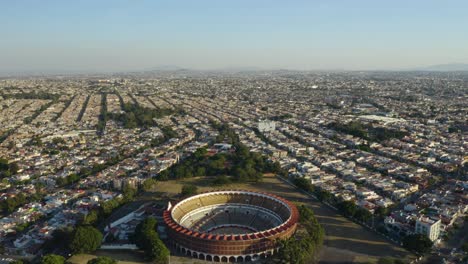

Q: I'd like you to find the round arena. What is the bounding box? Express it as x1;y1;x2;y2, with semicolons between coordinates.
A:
163;190;299;262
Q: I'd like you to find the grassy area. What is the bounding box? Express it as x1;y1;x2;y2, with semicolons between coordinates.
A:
74;174;412;264
68;250;147;264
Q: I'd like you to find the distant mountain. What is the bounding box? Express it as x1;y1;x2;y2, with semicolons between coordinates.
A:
418;63;468;71
142;65;188;72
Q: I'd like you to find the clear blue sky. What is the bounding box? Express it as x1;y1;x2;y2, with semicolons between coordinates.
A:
1;0;467;73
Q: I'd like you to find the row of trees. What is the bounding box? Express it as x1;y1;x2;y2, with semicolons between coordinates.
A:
96;93;107;134
131;217;170;263
83;186;137;226
23;101;55;124
0;192;42;214
76;95;91;122
273;205;324;263
1;92;60;101
292;177;374;222
292;177;435;258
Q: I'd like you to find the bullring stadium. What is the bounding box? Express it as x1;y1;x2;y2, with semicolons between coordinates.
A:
163;190;299;262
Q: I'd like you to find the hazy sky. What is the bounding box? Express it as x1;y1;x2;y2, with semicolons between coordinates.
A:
1;0;468;73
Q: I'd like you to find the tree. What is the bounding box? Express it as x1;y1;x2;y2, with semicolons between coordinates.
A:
83;210;99;225
142;178;157;191
194;167;206;177
8;162;19;174
149;237;170;264
42;227;74;253
133;217;158;251
122;186;137;202
316;189;333;202
293;177;313;192
41;254;65;264
101;199;120;216
274;205;324;264
87;257;116;264
462;242;468;253
69;226;103;253
375;206;389;218
211;175;230;186
180;184;198;197
132;217;169;263
337;201;357;217
355;208;372;222
402;234;433;255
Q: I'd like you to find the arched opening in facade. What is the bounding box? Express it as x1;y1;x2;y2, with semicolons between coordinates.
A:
228;256;236;262
192;252;198;258
221;256;228;262
245;255;252;262
237;256;244;262
214;256;220;262
198;253;205;260
206;255;213;261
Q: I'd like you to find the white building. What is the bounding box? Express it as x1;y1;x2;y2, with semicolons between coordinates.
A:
415;217;441;242
258;120;276;133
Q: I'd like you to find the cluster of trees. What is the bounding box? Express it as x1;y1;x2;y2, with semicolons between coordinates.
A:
69;225;103;253
0;128;16;144
41;225;103;255
40;254;65;264
84;186;137;226
159;122;282;183
0;192;42;214
161;145;279;184
463;242;468;254
270;113;293;120
1;92;60;101
212;122;242;146
108;102;174;129
131;217;169;263
0;158;19;178
402;234;433;255
142;178;158;191
336;200;373;222
273;205;324;264
160;126;177;139
327;121;409;142
55;173;80;186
